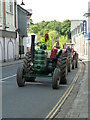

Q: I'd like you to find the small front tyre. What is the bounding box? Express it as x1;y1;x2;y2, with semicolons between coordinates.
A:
17;67;25;87
52;68;60;89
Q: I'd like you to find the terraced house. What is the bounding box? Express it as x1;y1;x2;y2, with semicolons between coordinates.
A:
0;0;18;62
71;1;90;60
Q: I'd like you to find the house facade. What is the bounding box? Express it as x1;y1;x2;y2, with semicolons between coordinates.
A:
0;0;19;62
71;2;90;60
0;0;32;62
84;1;90;60
17;5;32;57
71;20;86;58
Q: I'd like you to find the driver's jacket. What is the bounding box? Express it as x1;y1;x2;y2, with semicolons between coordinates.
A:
38;38;52;50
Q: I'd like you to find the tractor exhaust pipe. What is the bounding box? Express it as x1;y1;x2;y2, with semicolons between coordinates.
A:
31;35;35;62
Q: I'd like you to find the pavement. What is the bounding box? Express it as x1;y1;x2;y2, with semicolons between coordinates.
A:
79;55;89;61
0;59;23;67
56;60;88;119
0;57;89;119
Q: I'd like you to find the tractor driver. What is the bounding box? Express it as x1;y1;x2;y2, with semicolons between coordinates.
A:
41;33;52;50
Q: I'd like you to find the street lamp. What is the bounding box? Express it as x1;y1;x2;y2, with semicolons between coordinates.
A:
21;0;25;5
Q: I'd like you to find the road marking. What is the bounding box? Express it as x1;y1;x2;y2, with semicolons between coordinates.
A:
45;62;82;119
0;74;16;81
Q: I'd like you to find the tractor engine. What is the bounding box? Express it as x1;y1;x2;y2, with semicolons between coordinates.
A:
34;49;47;73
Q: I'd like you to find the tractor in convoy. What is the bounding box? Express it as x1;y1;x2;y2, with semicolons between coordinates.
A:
17;35;71;89
64;43;78;70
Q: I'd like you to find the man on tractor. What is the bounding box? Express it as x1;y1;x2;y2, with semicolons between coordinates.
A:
37;33;53;58
41;33;52;50
53;38;63;50
37;33;52;50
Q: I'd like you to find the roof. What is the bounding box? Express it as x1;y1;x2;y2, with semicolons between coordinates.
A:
83;12;90;17
71;20;83;31
71;20;83;21
17;5;32;16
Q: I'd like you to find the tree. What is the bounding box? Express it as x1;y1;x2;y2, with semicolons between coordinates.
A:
29;20;71;42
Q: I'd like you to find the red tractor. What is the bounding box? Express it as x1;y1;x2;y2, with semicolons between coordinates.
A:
64;43;78;69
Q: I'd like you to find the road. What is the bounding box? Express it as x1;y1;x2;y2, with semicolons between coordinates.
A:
1;62;79;118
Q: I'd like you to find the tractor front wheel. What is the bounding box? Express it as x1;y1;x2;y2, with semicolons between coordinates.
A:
17;67;25;87
52;68;60;89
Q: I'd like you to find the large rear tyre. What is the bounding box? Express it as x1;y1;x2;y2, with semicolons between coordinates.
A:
60;64;68;84
75;60;78;68
75;55;78;68
17;67;25;87
72;60;75;69
52;68;60;89
68;61;71;72
23;52;32;72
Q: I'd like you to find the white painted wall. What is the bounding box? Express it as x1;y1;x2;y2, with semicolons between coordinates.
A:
0;37;3;61
72;34;85;57
0;37;18;61
0;0;3;30
8;41;14;59
71;20;88;59
6;37;15;61
0;0;19;62
15;33;19;59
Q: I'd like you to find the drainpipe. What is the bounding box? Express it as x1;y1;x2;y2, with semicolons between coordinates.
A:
4;0;6;29
14;0;17;60
3;0;6;62
14;0;17;28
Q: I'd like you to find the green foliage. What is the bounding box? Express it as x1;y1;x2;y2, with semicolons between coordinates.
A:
29;20;71;42
49;30;59;41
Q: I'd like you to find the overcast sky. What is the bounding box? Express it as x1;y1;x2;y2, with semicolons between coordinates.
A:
17;0;89;23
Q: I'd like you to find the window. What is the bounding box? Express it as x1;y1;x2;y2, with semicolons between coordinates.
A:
7;0;13;14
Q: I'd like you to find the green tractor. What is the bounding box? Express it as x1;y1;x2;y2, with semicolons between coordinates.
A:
17;35;68;89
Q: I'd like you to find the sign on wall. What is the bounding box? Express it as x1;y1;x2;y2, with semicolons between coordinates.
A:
83;20;87;35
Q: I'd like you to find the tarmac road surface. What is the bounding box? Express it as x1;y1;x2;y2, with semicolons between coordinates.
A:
1;62;79;118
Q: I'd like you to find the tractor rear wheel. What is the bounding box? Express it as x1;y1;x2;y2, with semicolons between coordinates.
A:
72;60;75;69
75;59;78;68
68;61;71;72
60;64;68;84
52;68;60;89
17;67;25;87
67;53;71;72
75;55;78;68
23;52;32;72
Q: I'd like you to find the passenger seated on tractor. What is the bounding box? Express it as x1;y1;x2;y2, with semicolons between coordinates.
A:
53;40;63;49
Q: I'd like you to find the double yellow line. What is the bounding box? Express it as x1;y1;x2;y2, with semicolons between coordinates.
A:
45;62;82;120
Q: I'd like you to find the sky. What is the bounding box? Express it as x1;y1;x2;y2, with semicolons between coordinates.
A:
17;0;90;23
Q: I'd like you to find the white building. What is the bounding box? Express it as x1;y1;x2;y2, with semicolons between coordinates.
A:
84;1;90;60
0;0;19;62
71;1;90;60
